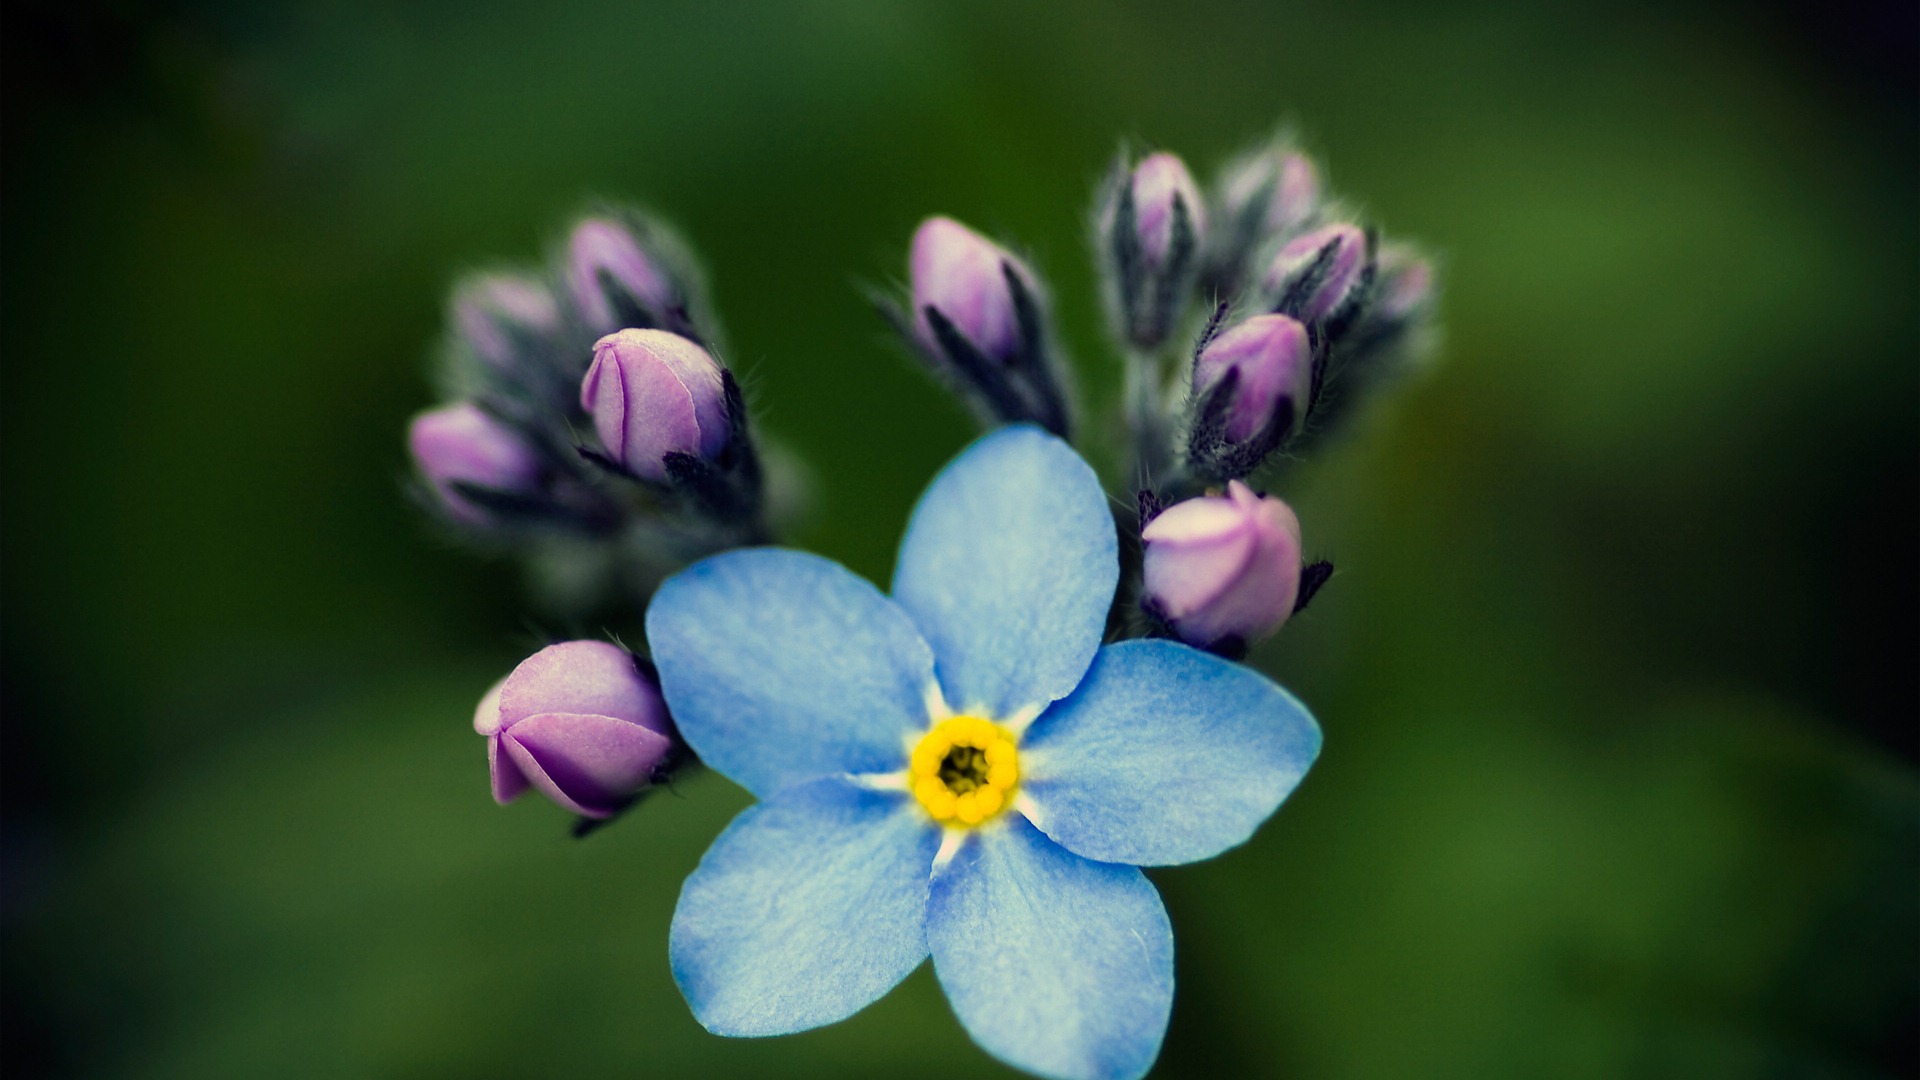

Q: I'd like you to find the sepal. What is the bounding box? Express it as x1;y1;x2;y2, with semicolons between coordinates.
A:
1293;558;1334;614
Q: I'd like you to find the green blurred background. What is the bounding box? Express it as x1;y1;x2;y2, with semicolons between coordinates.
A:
4;0;1914;1076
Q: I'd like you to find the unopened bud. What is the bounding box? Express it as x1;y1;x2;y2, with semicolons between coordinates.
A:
1222;149;1319;237
1100;151;1207;349
910;216;1033;362
1142;481;1304;649
1123;152;1207;268
580;329;729;482
1373;244;1434;322
1202;144;1324;300
566;217;680;335
475;641;676;818
408;402;542;523
1263;223;1372;327
452;273;561;370
1193;314;1312;445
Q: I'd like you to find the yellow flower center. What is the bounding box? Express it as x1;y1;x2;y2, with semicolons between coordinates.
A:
909;716;1019;826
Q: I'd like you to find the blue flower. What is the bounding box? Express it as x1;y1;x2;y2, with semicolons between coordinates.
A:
645;425;1321;1080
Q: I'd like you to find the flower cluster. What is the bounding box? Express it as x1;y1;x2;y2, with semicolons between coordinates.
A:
879;135;1433;654
409;131;1437;1080
407;209;770;614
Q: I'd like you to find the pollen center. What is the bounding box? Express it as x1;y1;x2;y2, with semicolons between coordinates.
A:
909;716;1018;826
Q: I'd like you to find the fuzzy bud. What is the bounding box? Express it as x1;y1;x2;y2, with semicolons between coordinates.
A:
1221;149;1319;237
910;216;1033;363
1100;151;1207;349
407;402;542;523
1263;223;1372;327
1123;152;1207;268
580;329;729;482
1373;244;1434;322
1202;144;1322;300
475;641;676;818
452;273;561;370
566;217;680;335
1194;314;1312;445
1142;481;1304;649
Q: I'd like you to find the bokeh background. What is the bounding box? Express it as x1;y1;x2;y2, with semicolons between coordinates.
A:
4;0;1914;1076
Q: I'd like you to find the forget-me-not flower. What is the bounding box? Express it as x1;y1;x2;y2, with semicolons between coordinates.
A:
645;425;1321;1080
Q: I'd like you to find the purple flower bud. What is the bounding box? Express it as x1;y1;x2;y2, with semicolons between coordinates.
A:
407;402;542;523
475;641;676;818
1374;244;1434;321
452;273;561;370
580;329;729;482
566;217;678;334
1222;149;1319;235
1193;314;1313;444
910;216;1033;362
1142;481;1304;648
1096;152;1208;350
1263;223;1370;325
1125;152;1207;266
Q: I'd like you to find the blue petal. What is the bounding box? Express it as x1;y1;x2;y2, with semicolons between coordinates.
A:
891;426;1118;719
1020;639;1320;867
671;777;941;1036
927;817;1172;1080
647;548;935;798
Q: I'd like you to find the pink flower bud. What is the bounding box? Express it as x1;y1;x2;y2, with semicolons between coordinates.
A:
452;273;561;370
580;329;729;482
566;218;678;334
1126;152;1207;266
1375;244;1434;321
909;216;1033;362
1193;314;1313;444
1222;149;1320;235
407;402;542;524
1263;223;1369;324
1142;481;1304;648
475;641;676;818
